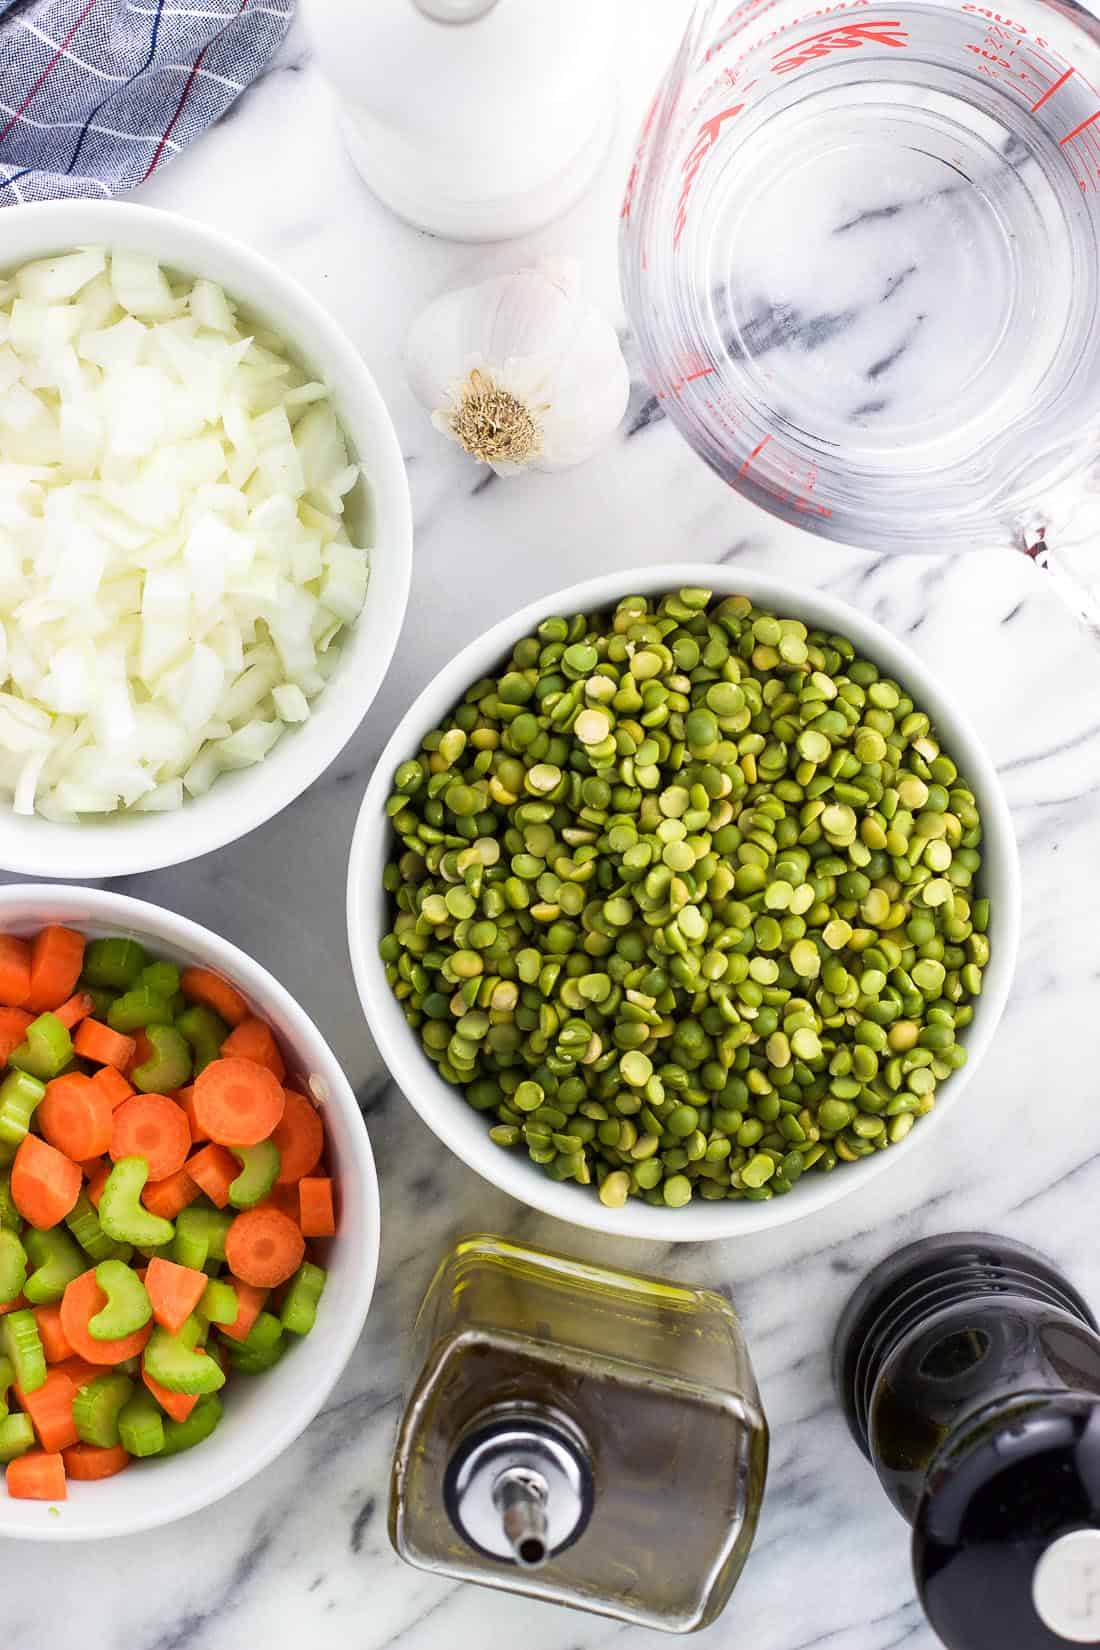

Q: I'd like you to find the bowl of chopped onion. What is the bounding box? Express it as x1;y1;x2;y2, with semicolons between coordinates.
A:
0;202;412;878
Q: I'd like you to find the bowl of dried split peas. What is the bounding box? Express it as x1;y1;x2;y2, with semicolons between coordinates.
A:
0;883;380;1539
348;563;1020;1242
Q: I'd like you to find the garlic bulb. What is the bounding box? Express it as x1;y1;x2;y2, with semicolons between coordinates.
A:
405;258;630;475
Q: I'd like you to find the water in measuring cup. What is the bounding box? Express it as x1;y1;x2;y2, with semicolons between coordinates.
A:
700;6;1095;468
625;0;1100;546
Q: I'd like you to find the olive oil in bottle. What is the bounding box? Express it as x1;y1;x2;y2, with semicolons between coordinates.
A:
835;1232;1100;1650
390;1234;769;1634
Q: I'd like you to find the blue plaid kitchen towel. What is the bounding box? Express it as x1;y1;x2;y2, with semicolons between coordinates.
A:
0;0;292;204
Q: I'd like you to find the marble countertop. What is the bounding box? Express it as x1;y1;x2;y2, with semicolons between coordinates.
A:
4;4;1100;1648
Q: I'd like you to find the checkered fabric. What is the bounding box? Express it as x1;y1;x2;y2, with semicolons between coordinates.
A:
0;0;292;204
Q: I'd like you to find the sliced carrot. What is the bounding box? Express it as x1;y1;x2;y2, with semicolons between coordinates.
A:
142;1166;199;1221
24;926;85;1015
33;1304;73;1364
54;991;95;1031
90;1064;135;1111
270;1090;324;1185
110;1093;190;1183
16;1366;79;1452
180;967;248;1027
53;1356;100;1389
298;1177;336;1238
185;1143;238;1209
191;1058;285;1148
75;1020;137;1073
142;1367;198;1424
0;1294;27;1316
224;1207;304;1288
144;1256;207;1334
11;1132;82;1230
86;1160;111;1210
179;1086;208;1143
6;1450;66;1501
37;1073;113;1163
256;1184;300;1221
0;1006;33;1065
126;1030;154;1077
63;1441;130;1480
0;937;31;1009
218;1279;268;1343
60;1269;153;1366
219;1017;286;1082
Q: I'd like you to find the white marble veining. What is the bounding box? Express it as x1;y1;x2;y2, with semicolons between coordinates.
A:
3;5;1100;1648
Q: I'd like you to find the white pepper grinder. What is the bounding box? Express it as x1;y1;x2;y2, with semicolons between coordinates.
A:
300;0;621;241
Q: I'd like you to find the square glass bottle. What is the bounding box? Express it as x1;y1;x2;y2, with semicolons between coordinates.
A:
390;1234;769;1633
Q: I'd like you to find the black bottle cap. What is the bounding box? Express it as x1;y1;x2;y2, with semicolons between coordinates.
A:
914;1392;1100;1650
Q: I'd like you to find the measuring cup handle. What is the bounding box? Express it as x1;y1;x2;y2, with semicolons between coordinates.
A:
1020;539;1100;634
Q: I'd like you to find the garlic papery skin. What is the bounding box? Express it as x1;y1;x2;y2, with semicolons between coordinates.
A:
405;258;630;475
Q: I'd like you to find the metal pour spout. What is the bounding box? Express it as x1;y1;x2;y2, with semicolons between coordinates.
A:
494;1470;550;1568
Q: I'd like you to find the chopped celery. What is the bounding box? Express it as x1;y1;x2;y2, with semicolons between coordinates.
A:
83;937;147;991
140;962;181;1000
79;984;119;1019
198;1278;237;1325
1;1307;45;1393
280;1262;327;1337
8;1014;72;1082
89;1260;152;1340
107;986;174;1034
173;1205;233;1271
175;1005;228;1075
228;1141;280;1210
98;1158;175;1249
117;1387;164;1457
159;1392;223;1455
72;1372;135;1447
131;1023;191;1093
0;1070;46;1149
0;1228;27;1306
143;1318;226;1395
65;1192;131;1264
224;1310;285;1375
0;1413;35;1462
0;1171;21;1233
23;1228;84;1305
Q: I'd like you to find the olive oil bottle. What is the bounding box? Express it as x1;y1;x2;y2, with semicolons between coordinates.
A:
835;1232;1100;1650
390;1234;769;1633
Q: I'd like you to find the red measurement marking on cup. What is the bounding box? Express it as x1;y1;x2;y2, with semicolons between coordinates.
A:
658;353;719;399
1060;108;1100;146
621;91;660;223
1030;64;1074;110
737;434;773;478
673;101;745;247
770;17;908;74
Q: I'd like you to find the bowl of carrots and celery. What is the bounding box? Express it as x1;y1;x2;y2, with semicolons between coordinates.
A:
0;884;380;1538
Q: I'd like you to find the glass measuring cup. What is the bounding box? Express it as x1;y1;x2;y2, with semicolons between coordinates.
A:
620;0;1100;560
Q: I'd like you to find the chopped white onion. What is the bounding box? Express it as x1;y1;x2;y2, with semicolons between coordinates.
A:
0;249;369;818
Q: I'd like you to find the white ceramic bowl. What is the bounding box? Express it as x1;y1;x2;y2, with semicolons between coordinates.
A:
0;884;380;1540
348;564;1021;1241
0;202;412;880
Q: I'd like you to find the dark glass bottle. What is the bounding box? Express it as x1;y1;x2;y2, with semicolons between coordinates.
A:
834;1233;1100;1650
